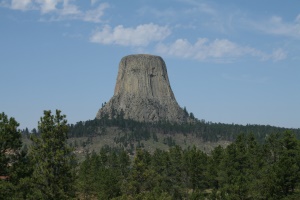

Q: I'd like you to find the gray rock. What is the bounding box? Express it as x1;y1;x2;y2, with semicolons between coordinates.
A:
96;54;191;123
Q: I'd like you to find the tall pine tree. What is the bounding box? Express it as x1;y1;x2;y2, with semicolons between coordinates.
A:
0;112;22;176
29;110;76;199
0;112;22;199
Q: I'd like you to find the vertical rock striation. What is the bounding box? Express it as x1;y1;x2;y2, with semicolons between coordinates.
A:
96;54;191;123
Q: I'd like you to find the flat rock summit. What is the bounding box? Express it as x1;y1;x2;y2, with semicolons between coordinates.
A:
96;54;191;123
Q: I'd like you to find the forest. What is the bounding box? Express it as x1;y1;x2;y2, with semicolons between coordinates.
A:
66;111;300;143
1;110;300;199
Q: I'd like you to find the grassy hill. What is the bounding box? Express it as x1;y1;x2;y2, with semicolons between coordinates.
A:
67;126;230;161
61;117;300;159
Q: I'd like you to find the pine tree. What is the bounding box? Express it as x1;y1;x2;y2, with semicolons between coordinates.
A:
78;153;94;199
167;145;185;199
258;131;300;199
0;112;22;199
0;112;22;176
29;110;77;199
207;145;224;190
122;148;156;197
276;131;300;197
183;146;208;191
219;134;250;199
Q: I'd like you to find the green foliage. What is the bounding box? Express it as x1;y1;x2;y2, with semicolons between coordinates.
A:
218;134;253;199
68;116;300;143
183;146;208;190
3;110;300;199
78;147;130;199
0;112;25;199
0;112;22;176
76;131;300;199
207;145;224;190
123;148;155;196
163;136;176;147
274;131;300;197
29;110;77;199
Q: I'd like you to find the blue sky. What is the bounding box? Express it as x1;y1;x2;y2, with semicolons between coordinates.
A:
1;0;299;129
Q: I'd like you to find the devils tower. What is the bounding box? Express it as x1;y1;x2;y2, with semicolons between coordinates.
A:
96;54;190;123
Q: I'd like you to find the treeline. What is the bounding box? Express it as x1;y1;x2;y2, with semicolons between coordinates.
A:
78;131;300;199
2;110;300;199
0;111;76;199
67;115;300;142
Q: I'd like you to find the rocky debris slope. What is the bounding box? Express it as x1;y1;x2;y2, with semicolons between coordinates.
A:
96;54;191;123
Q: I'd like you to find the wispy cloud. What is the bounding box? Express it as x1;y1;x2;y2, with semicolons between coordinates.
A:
90;0;98;6
90;23;171;46
37;0;60;13
179;0;217;16
137;6;177;20
60;0;80;16
8;0;61;13
83;3;108;23
137;0;218;24
156;38;287;62
265;48;287;62
10;0;33;11
138;0;217;18
1;0;290;63
6;0;61;12
2;0;109;23
251;15;300;39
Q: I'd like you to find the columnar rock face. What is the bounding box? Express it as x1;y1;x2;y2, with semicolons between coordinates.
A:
96;54;190;123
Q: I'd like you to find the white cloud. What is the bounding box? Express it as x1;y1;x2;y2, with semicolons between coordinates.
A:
253;15;300;39
83;3;109;23
8;0;61;13
90;23;171;46
90;0;98;6
137;6;177;19
36;0;60;13
268;48;287;61
188;5;216;17
60;0;80;15
179;0;217;16
3;0;108;23
11;0;33;11
156;38;286;62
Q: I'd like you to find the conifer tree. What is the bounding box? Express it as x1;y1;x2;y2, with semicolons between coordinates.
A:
183;146;208;190
29;110;76;199
276;131;300;197
219;134;250;199
207;145;224;190
0;112;22;199
0;112;22;176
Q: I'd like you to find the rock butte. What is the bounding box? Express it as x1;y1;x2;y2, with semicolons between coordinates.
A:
96;54;191;123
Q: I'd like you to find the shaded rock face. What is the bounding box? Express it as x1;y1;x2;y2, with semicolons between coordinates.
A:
96;54;190;123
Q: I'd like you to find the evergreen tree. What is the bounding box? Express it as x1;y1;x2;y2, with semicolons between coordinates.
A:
0;112;22;199
167;145;185;199
245;133;265;199
29;110;77;199
207;145;224;190
258;131;300;199
183;146;208;191
122;148;156;197
0;112;22;176
276;131;300;197
78;153;95;199
219;134;251;199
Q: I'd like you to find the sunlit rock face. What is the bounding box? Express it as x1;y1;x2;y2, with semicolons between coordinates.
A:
96;54;190;123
